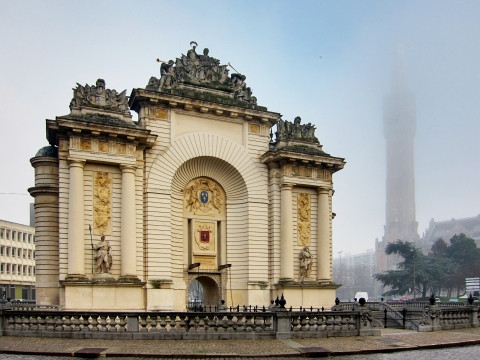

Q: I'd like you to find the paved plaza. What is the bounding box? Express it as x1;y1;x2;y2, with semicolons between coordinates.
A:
0;328;479;358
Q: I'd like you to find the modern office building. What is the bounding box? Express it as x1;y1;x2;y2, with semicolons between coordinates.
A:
0;219;35;300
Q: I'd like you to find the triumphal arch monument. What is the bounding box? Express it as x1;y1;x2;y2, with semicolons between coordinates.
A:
29;44;345;311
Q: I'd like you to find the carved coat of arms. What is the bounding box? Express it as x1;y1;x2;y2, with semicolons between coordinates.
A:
185;178;224;216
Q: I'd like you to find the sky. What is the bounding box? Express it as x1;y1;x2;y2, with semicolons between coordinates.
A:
0;0;479;256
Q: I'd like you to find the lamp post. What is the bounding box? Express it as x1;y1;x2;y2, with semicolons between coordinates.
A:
218;264;233;306
412;250;416;300
338;251;343;286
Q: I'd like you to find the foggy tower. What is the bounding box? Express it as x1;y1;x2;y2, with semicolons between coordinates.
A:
379;44;419;271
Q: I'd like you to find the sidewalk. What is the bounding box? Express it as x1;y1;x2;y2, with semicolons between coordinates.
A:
0;328;479;358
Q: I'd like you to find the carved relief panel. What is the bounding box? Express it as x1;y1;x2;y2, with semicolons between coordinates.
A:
93;171;112;236
297;193;311;246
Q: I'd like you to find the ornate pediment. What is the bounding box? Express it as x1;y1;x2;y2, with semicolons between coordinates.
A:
70;79;130;115
147;42;261;109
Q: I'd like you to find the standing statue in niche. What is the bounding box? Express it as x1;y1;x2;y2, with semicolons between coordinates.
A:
94;235;113;273
299;246;313;282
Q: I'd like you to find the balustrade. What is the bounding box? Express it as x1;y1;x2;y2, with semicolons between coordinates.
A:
0;305;396;339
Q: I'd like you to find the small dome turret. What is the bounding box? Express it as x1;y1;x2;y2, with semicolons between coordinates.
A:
35;145;58;158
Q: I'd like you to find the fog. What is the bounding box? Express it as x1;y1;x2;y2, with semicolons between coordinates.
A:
0;0;478;255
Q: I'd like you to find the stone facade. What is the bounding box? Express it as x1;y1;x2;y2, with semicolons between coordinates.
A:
29;44;345;311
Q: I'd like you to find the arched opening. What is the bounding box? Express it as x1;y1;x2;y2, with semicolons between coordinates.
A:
188;276;220;308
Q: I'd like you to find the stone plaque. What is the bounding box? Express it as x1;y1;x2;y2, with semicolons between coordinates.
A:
193;255;217;269
117;143;126;155
155;108;168;119
249;124;260;134
81;139;91;151
98;141;109;153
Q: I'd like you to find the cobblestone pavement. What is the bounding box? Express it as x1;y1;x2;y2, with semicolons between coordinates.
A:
0;328;479;358
332;344;480;360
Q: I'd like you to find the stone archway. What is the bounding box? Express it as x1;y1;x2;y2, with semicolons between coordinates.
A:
188;275;220;307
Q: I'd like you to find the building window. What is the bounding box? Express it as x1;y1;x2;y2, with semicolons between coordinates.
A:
12;231;16;241
6;230;9;240
0;228;4;239
33;235;35;244
6;248;10;257
17;248;21;257
12;265;16;275
22;233;26;242
11;248;15;257
17;266;20;276
0;264;3;273
27;267;31;276
0;246;4;256
23;249;26;259
28;234;31;243
6;264;10;274
33;251;35;259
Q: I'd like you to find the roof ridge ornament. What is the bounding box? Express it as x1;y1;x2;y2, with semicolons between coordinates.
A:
148;42;257;106
276;116;319;144
69;79;130;115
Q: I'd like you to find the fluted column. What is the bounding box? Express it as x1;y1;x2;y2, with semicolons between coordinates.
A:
67;159;86;279
280;183;294;280
119;164;138;280
317;187;331;281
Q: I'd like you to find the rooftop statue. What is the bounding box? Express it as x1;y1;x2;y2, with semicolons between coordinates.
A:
70;79;130;114
148;42;257;106
276;116;318;144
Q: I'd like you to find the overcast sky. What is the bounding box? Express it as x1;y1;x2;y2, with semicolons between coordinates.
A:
0;0;479;256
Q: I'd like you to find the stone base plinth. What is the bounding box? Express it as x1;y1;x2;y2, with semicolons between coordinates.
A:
274;282;340;309
61;279;145;310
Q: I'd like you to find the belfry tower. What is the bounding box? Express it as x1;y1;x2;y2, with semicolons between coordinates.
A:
376;44;419;273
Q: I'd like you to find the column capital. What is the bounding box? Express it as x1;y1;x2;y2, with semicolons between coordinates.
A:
316;186;331;195
120;164;137;172
67;158;86;167
280;182;295;190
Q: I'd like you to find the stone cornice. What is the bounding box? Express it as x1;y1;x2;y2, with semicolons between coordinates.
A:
274;281;340;290
46;118;156;148
28;185;59;198
129;88;281;127
261;149;345;173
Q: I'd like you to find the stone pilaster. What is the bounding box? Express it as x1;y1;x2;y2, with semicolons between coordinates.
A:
66;159;87;279
317;187;331;281
280;183;294;280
